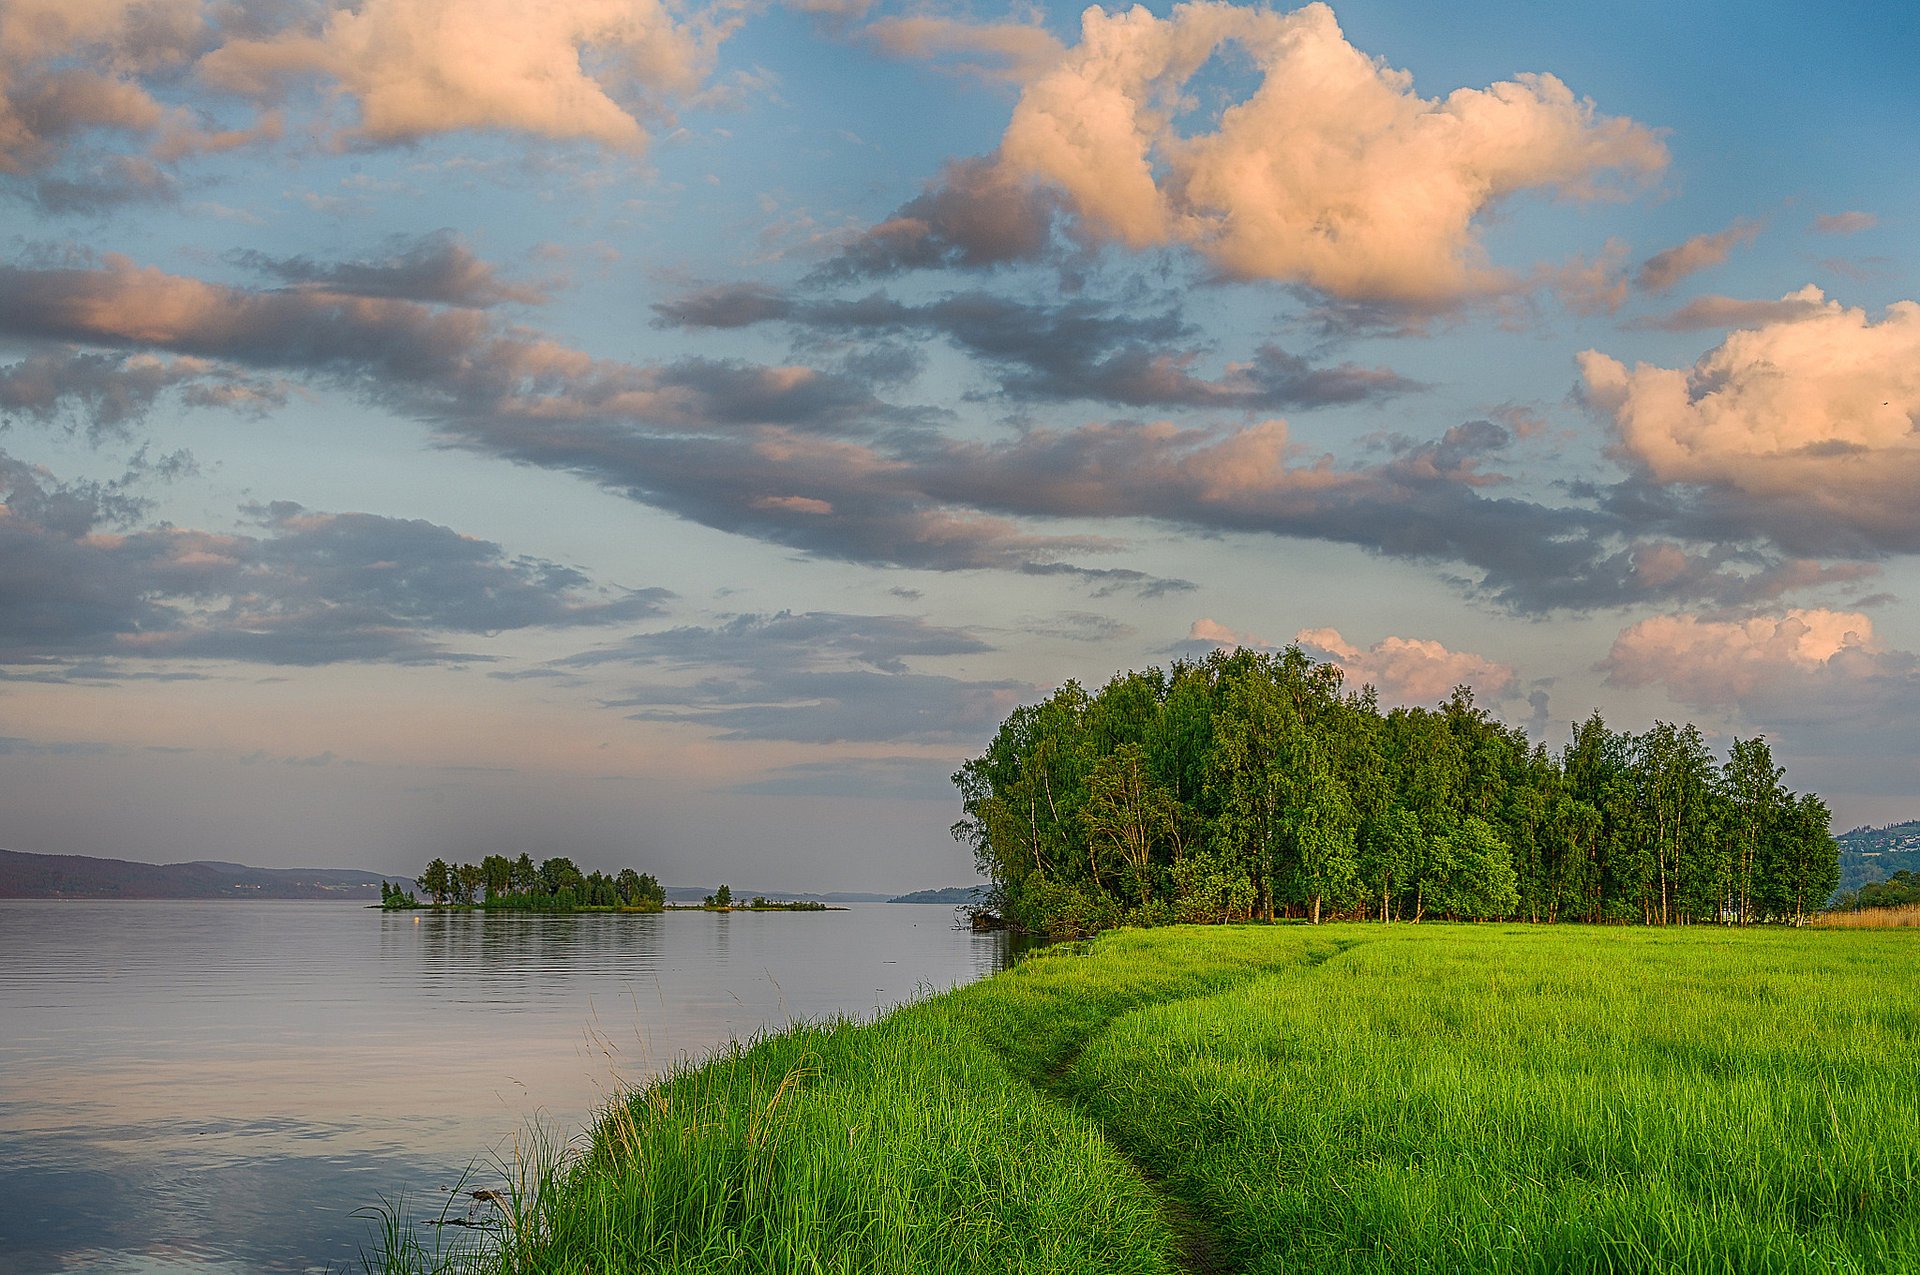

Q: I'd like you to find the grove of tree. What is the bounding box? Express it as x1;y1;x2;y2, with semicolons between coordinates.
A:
952;647;1839;936
412;853;665;912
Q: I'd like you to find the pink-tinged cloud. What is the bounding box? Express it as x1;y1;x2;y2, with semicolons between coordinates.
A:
861;16;1065;82
1813;211;1877;236
1603;610;1920;772
1186;619;1514;706
1294;627;1515;705
199;0;717;151
0;0;264;177
1580;289;1920;552
1554;238;1631;315
987;0;1664;306
1626;287;1830;332
1634;217;1761;293
1601;609;1882;706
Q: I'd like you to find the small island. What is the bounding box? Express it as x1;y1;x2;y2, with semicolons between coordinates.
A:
381;863;839;914
674;884;832;912
384;854;665;912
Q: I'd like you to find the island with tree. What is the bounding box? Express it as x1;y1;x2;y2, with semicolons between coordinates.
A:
385;853;665;912
381;864;837;913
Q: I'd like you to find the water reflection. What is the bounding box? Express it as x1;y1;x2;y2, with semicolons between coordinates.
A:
0;900;1010;1274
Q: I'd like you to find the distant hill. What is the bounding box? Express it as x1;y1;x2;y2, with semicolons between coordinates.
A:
0;848;400;900
1836;821;1920;892
890;885;988;905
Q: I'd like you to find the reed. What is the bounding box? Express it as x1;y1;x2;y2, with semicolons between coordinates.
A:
1813;902;1920;927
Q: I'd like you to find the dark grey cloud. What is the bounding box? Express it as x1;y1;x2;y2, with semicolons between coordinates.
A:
0;349;288;438
565;611;1022;744
0;253;1867;616
652;283;794;329
813;156;1063;280
227;231;547;308
658;286;1419;412
1624;293;1830;332
0;451;667;670
1016;562;1196;598
1012;610;1137;642
16;155;179;215
0;256;923;437
567;610;992;675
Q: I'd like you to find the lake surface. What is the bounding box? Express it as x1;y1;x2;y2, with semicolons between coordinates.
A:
0;899;1012;1274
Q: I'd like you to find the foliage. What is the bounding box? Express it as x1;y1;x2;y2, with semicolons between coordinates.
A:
955;648;1839;933
1829;868;1920;913
412;855;664;912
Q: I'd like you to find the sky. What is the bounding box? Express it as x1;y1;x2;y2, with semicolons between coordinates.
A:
0;0;1916;892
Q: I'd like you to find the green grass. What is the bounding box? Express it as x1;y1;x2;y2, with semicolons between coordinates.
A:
370;925;1920;1274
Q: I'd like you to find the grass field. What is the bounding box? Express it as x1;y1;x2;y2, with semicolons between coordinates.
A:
373;925;1920;1274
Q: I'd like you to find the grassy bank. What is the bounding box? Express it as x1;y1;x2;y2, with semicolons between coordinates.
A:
374;925;1920;1274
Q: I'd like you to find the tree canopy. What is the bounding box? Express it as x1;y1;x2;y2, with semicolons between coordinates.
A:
953;648;1838;935
413;854;664;911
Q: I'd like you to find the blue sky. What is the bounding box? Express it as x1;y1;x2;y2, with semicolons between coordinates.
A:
0;0;1915;890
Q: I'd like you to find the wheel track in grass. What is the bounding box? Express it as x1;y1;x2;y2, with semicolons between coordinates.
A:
998;934;1368;1275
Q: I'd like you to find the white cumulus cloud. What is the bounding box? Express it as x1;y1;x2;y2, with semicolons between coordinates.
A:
1580;289;1920;553
200;0;719;151
991;0;1665;306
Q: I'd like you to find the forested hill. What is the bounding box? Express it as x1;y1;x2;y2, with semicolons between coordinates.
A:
0;848;394;899
891;885;990;904
955;647;1839;936
1835;821;1920;891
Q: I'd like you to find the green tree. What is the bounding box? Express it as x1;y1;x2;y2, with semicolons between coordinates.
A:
418;858;452;906
1722;737;1784;925
1080;743;1176;909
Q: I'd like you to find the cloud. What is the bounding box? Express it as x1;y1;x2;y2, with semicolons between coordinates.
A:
1599;609;1920;774
568;609;992;674
1554;238;1630;315
0;348;289;437
1580;288;1920;554
565;611;1024;743
860;15;1065;83
1185;617;1515;705
818;155;1064;279
1293;626;1516;705
1813;211;1876;236
926;0;1666;306
199;0;720;153
0;253;917;436
1634;218;1762;293
660;286;1420;410
0;1;211;175
227;230;548;307
0;451;664;669
0;251;1843;615
1013;610;1135;642
1625;287;1830;332
1602;608;1875;706
652;282;794;329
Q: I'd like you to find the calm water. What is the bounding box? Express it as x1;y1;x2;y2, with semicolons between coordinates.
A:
0;899;1011;1274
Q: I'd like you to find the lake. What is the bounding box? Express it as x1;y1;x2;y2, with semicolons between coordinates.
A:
0;899;1012;1274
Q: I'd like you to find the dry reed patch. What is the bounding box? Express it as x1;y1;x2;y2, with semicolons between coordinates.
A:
1814;903;1920;927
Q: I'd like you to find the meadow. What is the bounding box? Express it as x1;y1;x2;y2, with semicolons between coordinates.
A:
373;924;1920;1274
